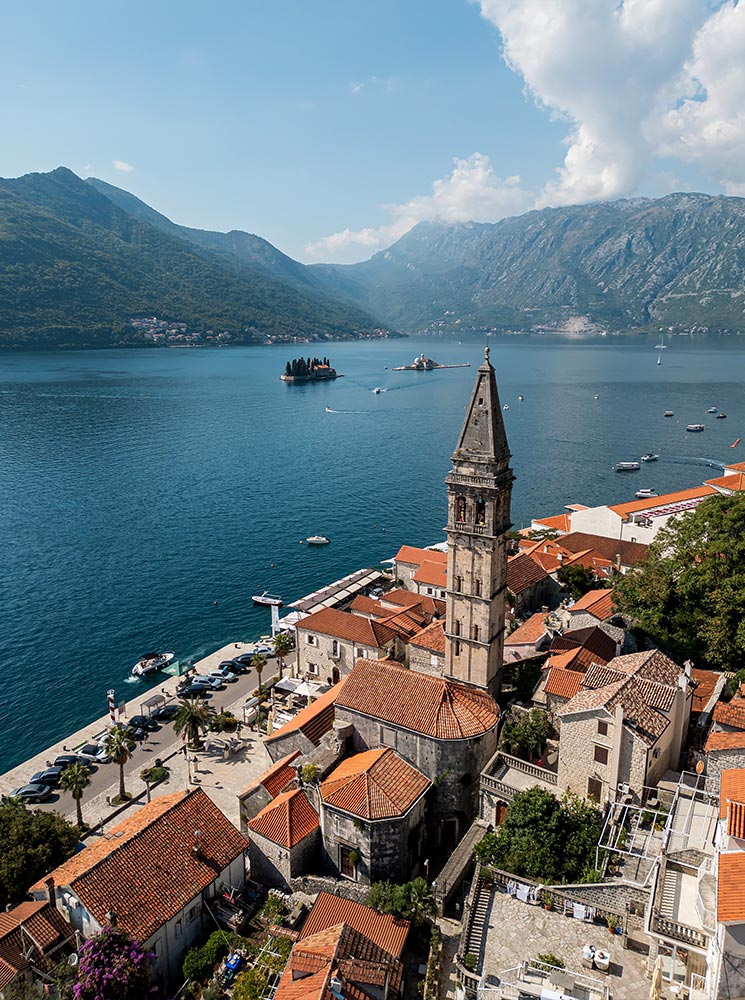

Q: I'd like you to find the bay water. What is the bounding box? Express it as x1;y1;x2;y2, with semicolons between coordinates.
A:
1;334;743;770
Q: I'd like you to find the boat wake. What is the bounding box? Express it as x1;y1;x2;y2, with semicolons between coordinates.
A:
664;456;726;470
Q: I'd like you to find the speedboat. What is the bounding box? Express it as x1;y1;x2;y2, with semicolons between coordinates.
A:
716;413;727;419
503;404;509;410
706;407;718;414
614;462;641;472
664;410;674;417
641;453;659;462
518;394;524;401
306;535;331;545
686;424;705;432
594;393;599;400
132;651;176;677
252;591;283;607
635;489;657;499
372;387;382;394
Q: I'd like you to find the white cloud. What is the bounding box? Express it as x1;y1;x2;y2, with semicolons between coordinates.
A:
305;153;530;262
112;159;135;173
350;81;364;95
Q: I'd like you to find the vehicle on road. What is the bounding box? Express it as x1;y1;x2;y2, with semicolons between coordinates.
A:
153;704;179;722
77;743;110;765
128;715;159;732
29;767;64;787
53;754;87;770
210;668;237;683
12;783;52;803
178;683;212;698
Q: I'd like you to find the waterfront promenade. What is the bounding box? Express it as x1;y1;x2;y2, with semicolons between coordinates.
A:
0;639;278;829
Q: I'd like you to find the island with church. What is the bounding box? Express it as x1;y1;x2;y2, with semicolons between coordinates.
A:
280;356;342;382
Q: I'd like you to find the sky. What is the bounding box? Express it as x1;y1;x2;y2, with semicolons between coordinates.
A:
1;0;743;263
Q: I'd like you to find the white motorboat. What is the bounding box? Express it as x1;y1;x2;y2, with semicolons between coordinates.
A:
686;424;705;432
641;453;659;462
664;410;674;417
252;591;283;607
306;535;331;545
372;387;382;394
706;407;718;414
614;462;641;472
635;489;657;499
132;651;176;677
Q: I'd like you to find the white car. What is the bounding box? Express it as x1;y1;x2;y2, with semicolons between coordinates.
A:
210;668;237;683
77;742;110;764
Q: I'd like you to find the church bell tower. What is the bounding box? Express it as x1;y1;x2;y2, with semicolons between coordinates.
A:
444;346;513;699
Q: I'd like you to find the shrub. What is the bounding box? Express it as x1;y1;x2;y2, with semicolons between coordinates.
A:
463;954;477;971
233;968;268;1000
536;953;565;969
140;765;168;783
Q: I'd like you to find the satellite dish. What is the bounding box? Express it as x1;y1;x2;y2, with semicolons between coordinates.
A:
696;760;705;775
68;953;79;968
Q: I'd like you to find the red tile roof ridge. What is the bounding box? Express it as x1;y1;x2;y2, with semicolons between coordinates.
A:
393;545;447;565
543;668;585;700
413;560;447;587
299;891;409;956
266;677;347;744
296;607;397;648
247;787;319;848
320;748;430;820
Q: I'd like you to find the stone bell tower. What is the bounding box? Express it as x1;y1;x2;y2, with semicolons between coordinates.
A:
444;346;513;699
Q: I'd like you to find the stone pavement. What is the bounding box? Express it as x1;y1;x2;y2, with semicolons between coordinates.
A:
479;888;650;1000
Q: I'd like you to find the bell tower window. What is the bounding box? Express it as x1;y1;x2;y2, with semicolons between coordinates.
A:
455;575;462;592
456;496;467;522
472;625;480;641
474;578;481;596
454;620;461;637
475;498;486;525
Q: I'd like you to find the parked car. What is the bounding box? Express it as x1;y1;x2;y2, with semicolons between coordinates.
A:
29;767;64;787
77;743;110;764
128;714;159;732
12;783;52;803
53;753;87;770
154;704;179;721
204;676;224;690
178;682;212;698
252;645;272;656
210;668;237;683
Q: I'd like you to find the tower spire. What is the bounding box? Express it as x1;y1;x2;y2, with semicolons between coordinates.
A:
452;345;510;467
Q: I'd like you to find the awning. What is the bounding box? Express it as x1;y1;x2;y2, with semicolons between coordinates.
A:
274;677;302;693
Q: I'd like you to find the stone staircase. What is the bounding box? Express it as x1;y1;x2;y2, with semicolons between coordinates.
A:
659;867;681;918
463;877;493;967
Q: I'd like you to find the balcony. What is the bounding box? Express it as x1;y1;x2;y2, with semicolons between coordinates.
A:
492;960;609;1000
447;522;489;535
480;750;557;804
648;858;712;951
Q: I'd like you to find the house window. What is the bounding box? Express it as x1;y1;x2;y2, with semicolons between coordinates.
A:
307;662;319;675
587;777;603;802
471;625;480;641
475;498;486;525
456;496;467;522
597;721;608;736
427;587;434;595
306;634;317;647
339;844;357;879
330;639;340;657
187;905;199;923
594;745;609;765
355;647;367;659
152;938;163;957
174;919;183;939
454;640;461;656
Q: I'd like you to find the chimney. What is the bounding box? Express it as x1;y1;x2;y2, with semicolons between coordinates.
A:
615;553;622;570
193;829;202;857
683;659;693;678
106;910;117;926
45;877;55;907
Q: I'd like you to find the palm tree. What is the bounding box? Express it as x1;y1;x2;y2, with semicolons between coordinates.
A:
104;724;137;801
60;761;91;827
251;653;267;695
173;696;212;749
271;632;293;677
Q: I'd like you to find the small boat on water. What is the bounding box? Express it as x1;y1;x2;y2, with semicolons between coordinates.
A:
635;489;657;499
716;413;727;419
731;438;741;448
686;424;705;432
306;535;331;545
706;407;718;414
518;394;524;402
372;387;382;394
503;404;509;410
252;591;283;607
132;651;176;677
664;410;674;417
325;406;333;412
594;393;599;400
641;453;659;463
615;462;641;472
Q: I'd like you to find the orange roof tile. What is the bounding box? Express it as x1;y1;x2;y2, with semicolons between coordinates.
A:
570;589;615;620
507;553;549;594
609;486;717;518
349;595;389;617
409;619;446;654
413;560;447;588
725;462;745;473
299;892;409;957
506;613;549;646
544;668;584;700
393;546;447;567
546;646;607;672
718;852;745;922
705;472;745;491
691;668;722;715
559;532;649;566
259;751;301;798
714;702;745;731
337;660;499;740
720;770;745;839
531;513;571;533
706;731;745;753
0;901;73;989
266;677;347;746
379;589;446;616
274;965;329;1000
34;790;247;943
297;607;397;648
247;788;319;848
321;748;430;820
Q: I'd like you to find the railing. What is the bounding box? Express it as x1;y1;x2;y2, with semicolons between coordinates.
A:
650;913;708;949
480;774;516;801
496;751;558;784
446;522;490;534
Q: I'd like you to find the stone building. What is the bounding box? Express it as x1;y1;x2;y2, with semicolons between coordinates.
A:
393;545;447;591
238;750;301;832
294;607;399;684
318;747;430;885
704;731;745;793
407;619;446;676
246;787;320;889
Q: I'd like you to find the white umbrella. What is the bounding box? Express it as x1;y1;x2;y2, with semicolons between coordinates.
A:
294;681;315;698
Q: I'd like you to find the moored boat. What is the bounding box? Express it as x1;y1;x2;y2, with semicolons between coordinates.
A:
664;410;674;417
686;424;705;432
716;413;727;419
252;591;283;607
635;489;657;499
706;406;718;414
306;535;331;545
132;651;176;677
641;453;659;462
614;462;641;472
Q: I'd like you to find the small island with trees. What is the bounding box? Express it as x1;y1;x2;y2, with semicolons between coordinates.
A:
280;356;342;382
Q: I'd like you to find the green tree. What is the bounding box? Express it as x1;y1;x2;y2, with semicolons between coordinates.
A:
0;798;79;907
173;695;212;749
500;709;554;761
251;653;267;695
557;564;606;600
59;761;91;828
271;632;293;676
233;968;268;1000
615;491;745;669
366;878;435;926
104;724;137;802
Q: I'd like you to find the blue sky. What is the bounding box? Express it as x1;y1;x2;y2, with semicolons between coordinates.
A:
1;1;742;262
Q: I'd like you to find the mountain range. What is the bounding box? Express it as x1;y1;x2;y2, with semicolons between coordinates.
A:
1;168;745;349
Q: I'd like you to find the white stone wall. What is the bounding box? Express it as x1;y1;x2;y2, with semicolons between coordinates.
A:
558;712;614;800
294;629;386;684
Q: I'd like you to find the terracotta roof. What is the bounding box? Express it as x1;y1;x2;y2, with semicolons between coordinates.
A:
706;730;745;753
544;668;584;700
337;659;499;740
409;619;446;654
297;607;397;648
0;901;73;989
506;613;549;646
379;589;446;616
34;790;247;943
299;892;409;957
531;513;571;533
551;625;617;662
570;590;615;619
247;788;319;848
377;606;434;638
507;553;549;595
321;748;430;820
258;751;302;799
714;702;745;731
349;595;389;617
720;770;745;840
413;560;447;588
718;852;745;923
724;462;745;473
705;472;745;491
609;486;717;518
266;677;347;747
559;532;649;566
691;668;722;715
393;546;447;567
546;647;606;673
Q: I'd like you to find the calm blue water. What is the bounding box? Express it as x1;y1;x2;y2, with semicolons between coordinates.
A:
1;334;744;769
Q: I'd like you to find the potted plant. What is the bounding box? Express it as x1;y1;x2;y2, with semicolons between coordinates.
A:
543;893;554;912
606;915;619;935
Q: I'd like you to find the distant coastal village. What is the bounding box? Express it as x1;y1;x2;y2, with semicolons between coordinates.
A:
3;351;745;1000
126;316;397;349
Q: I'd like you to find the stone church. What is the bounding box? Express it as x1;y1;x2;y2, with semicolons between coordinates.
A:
242;348;513;884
